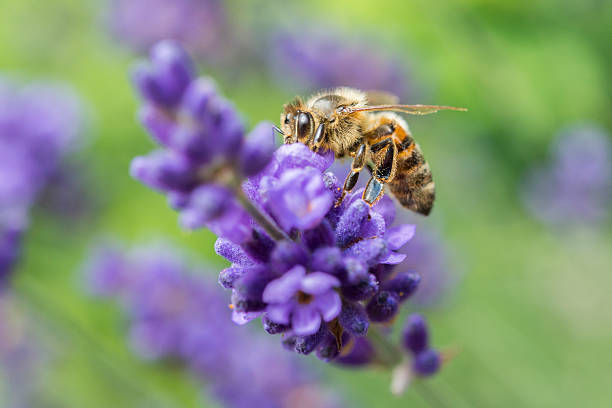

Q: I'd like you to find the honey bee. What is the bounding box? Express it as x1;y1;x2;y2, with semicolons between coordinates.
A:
277;87;466;215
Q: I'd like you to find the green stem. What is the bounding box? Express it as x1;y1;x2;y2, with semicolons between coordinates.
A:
16;277;181;408
415;380;450;408
367;326;403;369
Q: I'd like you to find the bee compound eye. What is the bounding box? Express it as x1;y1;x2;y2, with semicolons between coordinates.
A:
284;113;292;124
296;112;313;141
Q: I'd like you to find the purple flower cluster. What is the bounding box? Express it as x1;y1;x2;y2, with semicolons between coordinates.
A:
130;40;276;243
268;28;411;97
218;144;421;361
108;0;231;61
0;77;85;283
522;124;612;227
84;242;343;408
130;41;444;382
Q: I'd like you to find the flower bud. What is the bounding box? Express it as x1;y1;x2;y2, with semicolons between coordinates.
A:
383;271;421;302
138;104;175;146
130;150;197;192
339;301;369;337
291;325;327;355
269;241;309;274
316;331;341;362
262;315;290;334
366;291;399;322
218;267;247;289
232;267;274;312
412;349;440;376
179;185;232;229
402;313;429;354
310;247;344;278
239;121;275;176
342;273;378;302
335;337;374;366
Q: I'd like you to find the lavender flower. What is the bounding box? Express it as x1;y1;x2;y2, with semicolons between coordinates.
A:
131;42;446;387
84;242;343;408
522;124;612;226
0;221;23;286
263;266;341;336
0;293;50;407
0;77;85;281
130;40;276;243
388;313;443;394
402;314;441;376
108;0;231;61
268;28;411;97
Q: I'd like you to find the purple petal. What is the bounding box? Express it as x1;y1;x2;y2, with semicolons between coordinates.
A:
343;238;388;267
215;234;255;262
266;303;292;325
380;251;407;265
232;310;262;325
336;199;370;247
292;304;322;335
314;291;342;322
138;104;175;146
239;121;275;176
300;272;340;295
218;266;247;289
360;210;386;239
385;224;416;250
262;265;305;303
273;143;334;174
372;194;396;227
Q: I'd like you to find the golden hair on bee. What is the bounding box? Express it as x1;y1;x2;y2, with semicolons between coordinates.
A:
277;87;466;216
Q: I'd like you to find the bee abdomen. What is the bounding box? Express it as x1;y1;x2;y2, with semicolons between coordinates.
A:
389;143;435;216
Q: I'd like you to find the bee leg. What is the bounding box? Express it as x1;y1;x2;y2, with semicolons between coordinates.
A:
335;143;368;207
311;123;326;152
363;137;397;206
363;177;385;205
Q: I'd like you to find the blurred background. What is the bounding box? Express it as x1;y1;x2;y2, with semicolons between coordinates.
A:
1;0;611;407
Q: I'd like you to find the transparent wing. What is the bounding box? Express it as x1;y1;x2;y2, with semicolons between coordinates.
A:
364;90;400;105
347;104;467;115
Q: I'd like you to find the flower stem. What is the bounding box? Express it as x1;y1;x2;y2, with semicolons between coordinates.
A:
415;380;449;408
230;180;291;242
367;326;403;369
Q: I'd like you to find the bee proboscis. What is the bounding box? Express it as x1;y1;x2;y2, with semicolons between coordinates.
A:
277;87;466;215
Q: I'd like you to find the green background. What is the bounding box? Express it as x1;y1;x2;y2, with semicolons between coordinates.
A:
1;0;611;407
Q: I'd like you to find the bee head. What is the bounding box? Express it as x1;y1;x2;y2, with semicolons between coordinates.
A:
280;97;315;144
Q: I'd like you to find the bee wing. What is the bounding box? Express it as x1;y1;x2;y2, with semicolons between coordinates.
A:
347;104;467;115
365;90;400;105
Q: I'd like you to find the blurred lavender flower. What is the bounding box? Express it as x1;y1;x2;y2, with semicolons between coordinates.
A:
0;218;24;286
131;41;446;387
522;124;612;226
268;28;411;97
0;293;49;407
0;77;85;281
84;242;344;408
130;40;276;243
108;0;232;61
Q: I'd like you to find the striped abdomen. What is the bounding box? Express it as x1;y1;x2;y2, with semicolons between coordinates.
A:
388;127;435;216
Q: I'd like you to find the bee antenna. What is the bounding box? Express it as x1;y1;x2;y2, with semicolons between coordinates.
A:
272;125;285;136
